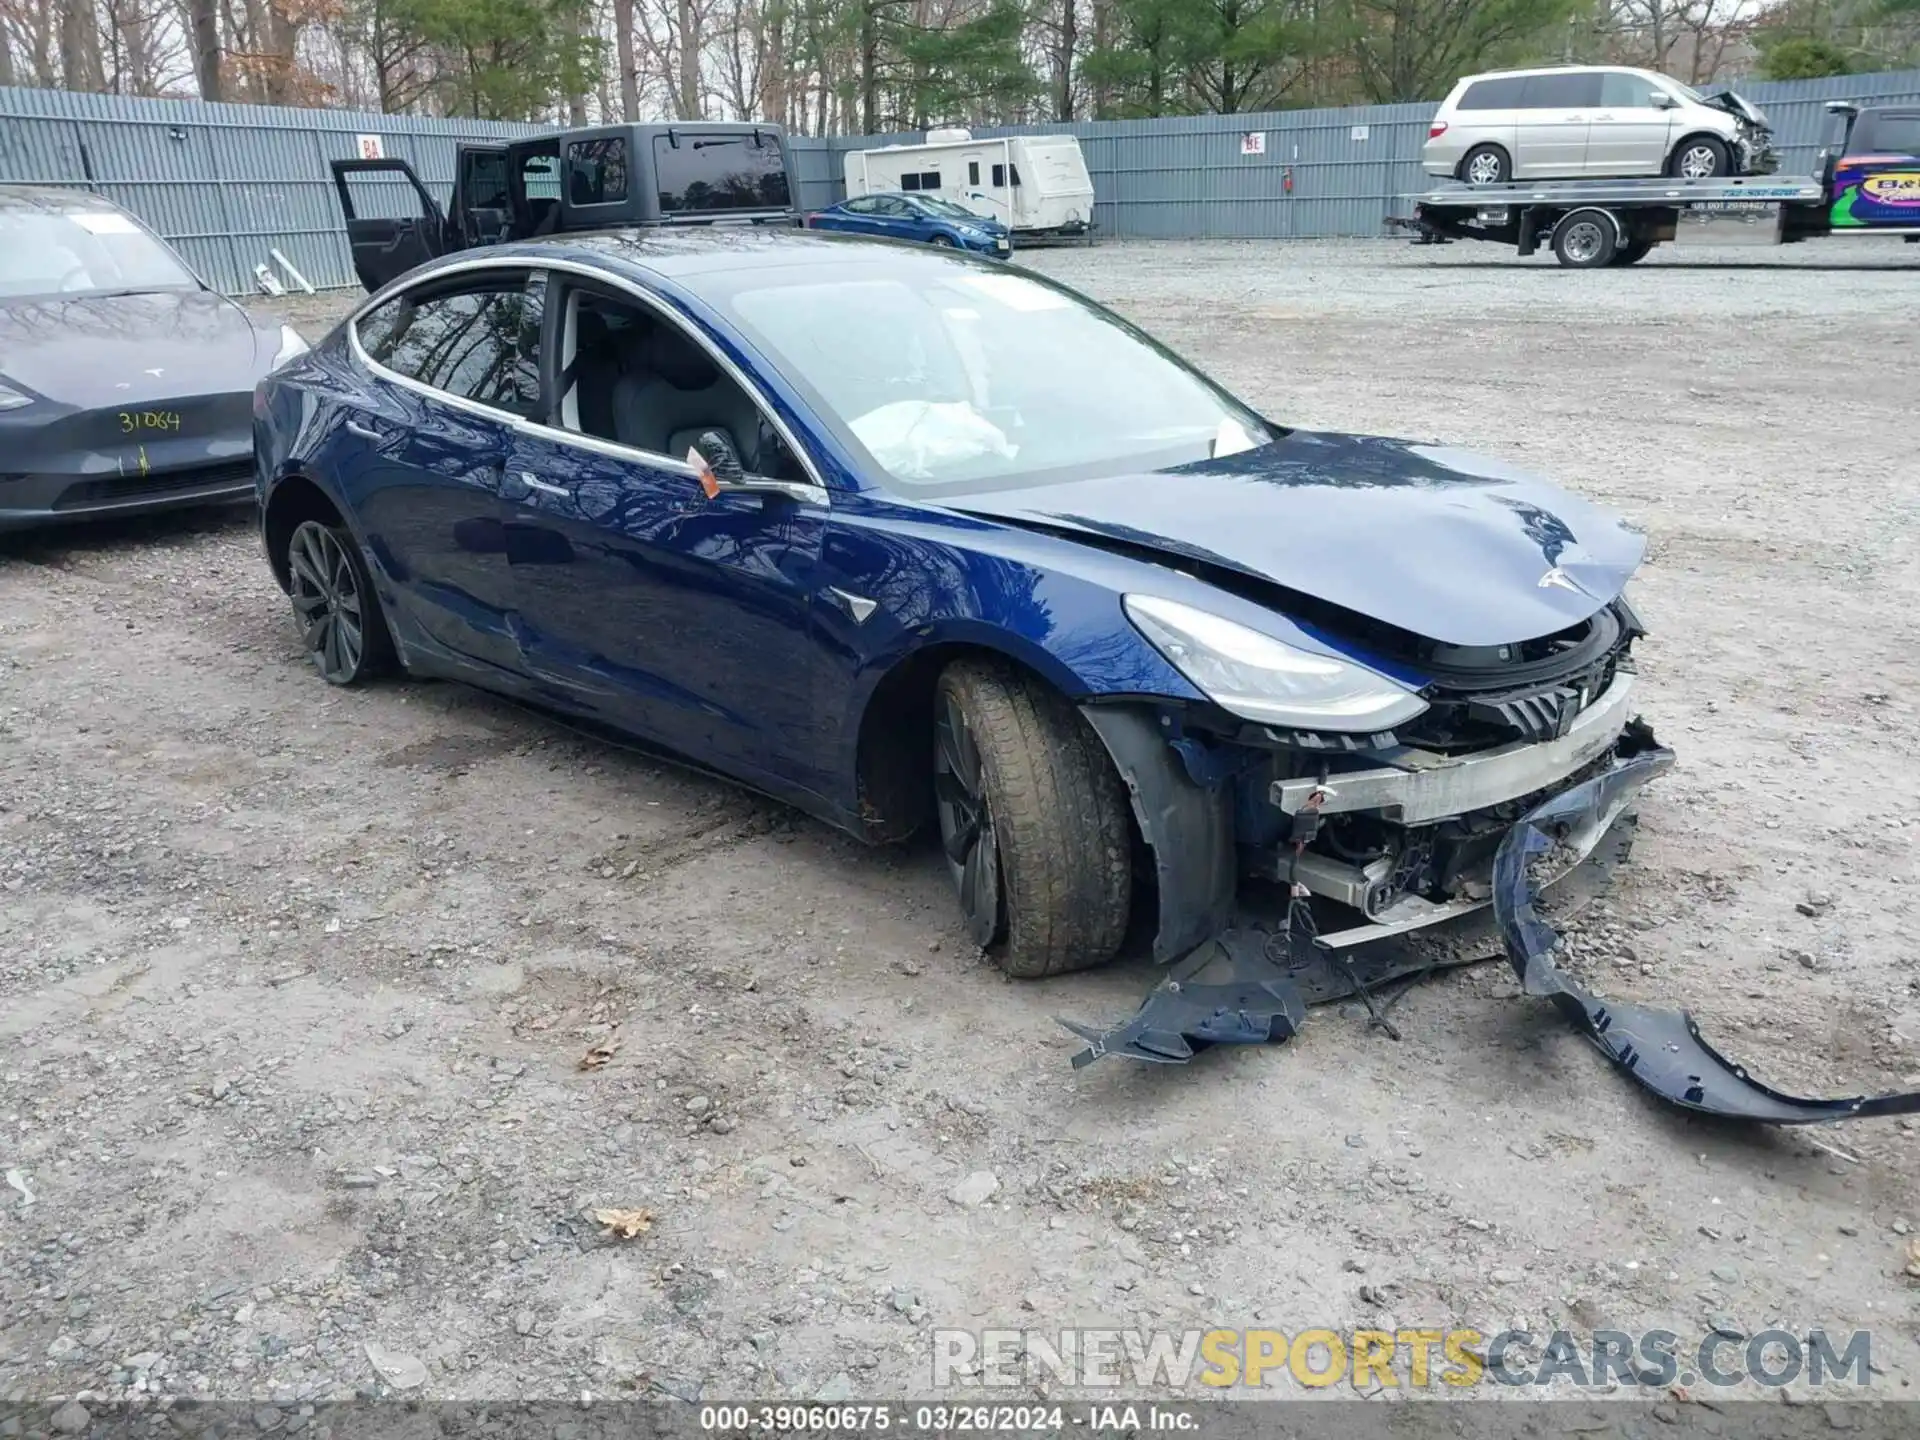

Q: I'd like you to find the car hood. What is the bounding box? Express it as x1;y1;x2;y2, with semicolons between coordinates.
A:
1701;89;1768;128
938;431;1648;648
0;288;268;408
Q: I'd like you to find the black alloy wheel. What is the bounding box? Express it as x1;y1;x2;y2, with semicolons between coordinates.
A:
934;689;1002;948
287;519;376;685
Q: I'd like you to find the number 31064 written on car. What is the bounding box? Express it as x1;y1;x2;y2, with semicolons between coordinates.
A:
119;410;182;433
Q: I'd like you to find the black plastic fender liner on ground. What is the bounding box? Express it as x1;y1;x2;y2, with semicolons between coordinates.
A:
1058;930;1308;1067
1493;740;1920;1123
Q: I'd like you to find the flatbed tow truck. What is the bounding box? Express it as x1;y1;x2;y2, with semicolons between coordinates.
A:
1390;100;1920;267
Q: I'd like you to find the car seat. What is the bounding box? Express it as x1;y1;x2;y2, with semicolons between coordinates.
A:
611;327;763;471
568;306;620;438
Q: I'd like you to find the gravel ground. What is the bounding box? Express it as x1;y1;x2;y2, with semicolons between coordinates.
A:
4;238;1919;1417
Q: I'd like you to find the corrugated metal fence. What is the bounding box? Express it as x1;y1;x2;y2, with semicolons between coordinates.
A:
4;69;1917;293
843;68;1920;241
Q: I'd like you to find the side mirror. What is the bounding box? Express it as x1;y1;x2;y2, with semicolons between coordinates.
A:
687;430;746;499
686;429;831;508
1648;92;1678;110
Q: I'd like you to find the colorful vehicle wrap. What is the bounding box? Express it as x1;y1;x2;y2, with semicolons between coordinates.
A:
1831;159;1920;226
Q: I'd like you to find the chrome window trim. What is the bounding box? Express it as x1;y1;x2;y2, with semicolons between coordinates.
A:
345;253;830;507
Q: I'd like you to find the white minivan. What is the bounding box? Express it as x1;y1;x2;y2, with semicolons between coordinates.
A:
1423;66;1776;184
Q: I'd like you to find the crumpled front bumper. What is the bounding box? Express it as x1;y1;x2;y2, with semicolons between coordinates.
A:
1063;726;1920;1124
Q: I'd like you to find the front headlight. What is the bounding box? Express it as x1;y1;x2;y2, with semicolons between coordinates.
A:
271;324;309;369
0;380;33;412
1125;594;1428;733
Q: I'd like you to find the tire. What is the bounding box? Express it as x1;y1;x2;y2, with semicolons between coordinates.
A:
1460;144;1511;187
1612;238;1654;266
1668;136;1730;180
285;517;395;686
933;659;1131;978
928;233;956;248
1550;208;1619;269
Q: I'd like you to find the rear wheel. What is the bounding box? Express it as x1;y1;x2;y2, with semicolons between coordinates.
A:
1460;144;1511;186
1613;238;1654;266
933;659;1131;978
286;518;395;685
1551;209;1619;269
1669;136;1730;179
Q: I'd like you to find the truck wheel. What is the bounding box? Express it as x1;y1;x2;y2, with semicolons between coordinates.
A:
1460;145;1511;186
933;659;1132;978
1669;137;1730;179
1612;238;1653;266
1551;209;1619;268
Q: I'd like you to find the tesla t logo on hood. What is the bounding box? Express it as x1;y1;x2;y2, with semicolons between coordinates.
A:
1537;567;1580;592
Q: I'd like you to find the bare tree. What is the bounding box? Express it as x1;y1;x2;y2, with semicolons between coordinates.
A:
60;0;103;88
180;0;223;98
612;0;638;115
676;0;699;113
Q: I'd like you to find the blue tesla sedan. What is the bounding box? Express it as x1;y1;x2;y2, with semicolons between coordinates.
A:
255;228;1661;987
805;192;1011;256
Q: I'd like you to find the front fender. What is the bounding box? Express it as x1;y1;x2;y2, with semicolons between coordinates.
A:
1082;704;1236;963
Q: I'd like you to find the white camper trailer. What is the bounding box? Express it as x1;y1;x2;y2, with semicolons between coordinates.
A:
842;130;1094;241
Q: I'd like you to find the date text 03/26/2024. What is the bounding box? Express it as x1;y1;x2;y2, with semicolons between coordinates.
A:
697;1405;1195;1433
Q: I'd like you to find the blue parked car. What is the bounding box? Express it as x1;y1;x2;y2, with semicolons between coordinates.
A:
805;192;1011;256
255;229;1661;990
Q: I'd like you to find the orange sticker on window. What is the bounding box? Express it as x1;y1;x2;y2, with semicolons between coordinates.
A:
688;446;720;499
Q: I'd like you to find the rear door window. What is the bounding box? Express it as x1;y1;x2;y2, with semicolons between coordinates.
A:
1520;72;1602;108
653;132;791;213
462;151;511;209
1457;76;1528;110
567;137;628;205
357;270;544;417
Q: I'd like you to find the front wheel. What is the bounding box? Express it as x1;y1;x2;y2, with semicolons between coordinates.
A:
928;233;956;248
933;660;1132;978
286;518;395;685
1551;209;1619;269
1669;137;1730;180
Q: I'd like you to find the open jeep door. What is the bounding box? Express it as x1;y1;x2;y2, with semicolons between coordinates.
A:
451;144;513;248
330;157;451;293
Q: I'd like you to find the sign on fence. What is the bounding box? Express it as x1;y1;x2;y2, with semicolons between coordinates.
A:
1240;132;1266;157
355;134;384;160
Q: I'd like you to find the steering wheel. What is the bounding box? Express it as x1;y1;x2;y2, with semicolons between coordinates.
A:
57;265;93;292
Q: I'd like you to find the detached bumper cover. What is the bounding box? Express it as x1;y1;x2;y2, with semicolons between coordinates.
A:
1066;727;1920;1124
1493;744;1920;1123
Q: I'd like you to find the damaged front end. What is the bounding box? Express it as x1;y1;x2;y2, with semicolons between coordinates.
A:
1702;89;1779;175
1063;599;1920;1123
1084;596;1653;968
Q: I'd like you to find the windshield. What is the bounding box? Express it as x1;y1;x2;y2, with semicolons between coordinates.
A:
715;257;1271;491
0;208;196;299
1667;79;1705;103
915;196;983;220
